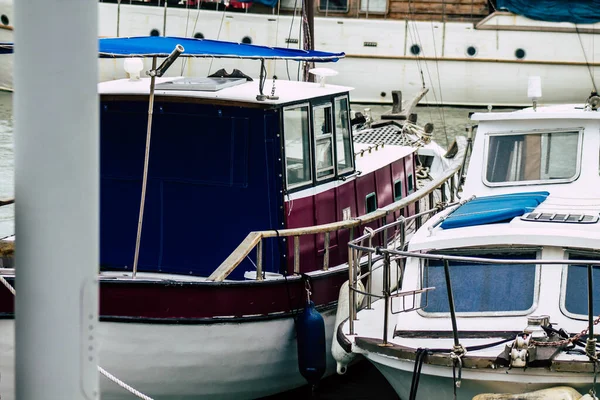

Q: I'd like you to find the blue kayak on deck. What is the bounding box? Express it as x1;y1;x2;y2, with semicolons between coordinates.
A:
440;191;549;230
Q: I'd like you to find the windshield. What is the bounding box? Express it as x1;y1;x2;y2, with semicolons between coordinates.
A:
485;130;580;185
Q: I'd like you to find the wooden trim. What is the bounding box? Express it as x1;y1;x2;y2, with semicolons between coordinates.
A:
345;53;600;67
476;11;600;34
0;25;13;31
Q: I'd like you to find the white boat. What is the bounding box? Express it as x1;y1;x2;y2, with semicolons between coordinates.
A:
336;86;600;398
1;0;600;105
0;37;467;399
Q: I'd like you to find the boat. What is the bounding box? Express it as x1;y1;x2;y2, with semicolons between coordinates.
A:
335;86;600;398
0;36;467;399
0;0;600;105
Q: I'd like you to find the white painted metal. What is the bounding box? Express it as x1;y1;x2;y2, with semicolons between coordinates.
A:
1;2;600;105
13;0;98;399
340;104;600;398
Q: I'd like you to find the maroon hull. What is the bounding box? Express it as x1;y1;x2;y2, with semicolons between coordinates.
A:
0;269;347;323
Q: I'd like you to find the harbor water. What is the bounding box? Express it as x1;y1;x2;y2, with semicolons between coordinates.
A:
0;92;492;398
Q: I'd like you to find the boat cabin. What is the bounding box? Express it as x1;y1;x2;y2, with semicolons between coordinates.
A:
99;76;417;279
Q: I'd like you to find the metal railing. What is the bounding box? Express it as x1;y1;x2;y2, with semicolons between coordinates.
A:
206;137;468;282
347;212;600;356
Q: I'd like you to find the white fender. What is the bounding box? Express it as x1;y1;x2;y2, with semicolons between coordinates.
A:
331;280;365;375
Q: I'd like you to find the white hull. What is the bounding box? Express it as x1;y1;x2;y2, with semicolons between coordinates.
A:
368;353;593;400
0;308;337;400
1;2;600;105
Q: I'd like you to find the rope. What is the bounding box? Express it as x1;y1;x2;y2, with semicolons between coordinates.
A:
0;275;14;296
98;366;155;400
1;269;153;399
533;315;600;347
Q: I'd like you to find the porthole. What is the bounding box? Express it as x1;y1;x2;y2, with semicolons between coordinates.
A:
242;36;252;44
410;44;421;56
150;29;160;37
194;32;204;39
1;15;9;26
380;91;386;97
515;48;526;59
466;46;477;57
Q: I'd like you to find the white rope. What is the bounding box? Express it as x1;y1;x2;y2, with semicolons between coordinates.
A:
0;275;15;296
1;271;153;399
98;366;155;400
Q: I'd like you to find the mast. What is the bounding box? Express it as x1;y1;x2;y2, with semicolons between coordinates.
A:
14;0;99;399
303;0;316;81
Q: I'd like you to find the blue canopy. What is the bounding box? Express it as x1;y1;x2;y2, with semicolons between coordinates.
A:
440;191;549;230
497;0;600;24
0;36;344;62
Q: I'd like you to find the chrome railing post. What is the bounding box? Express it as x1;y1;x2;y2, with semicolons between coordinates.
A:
323;232;330;271
441;181;447;203
256;239;263;281
586;264;596;359
366;234;374;309
294;235;300;275
415;200;422;230
450;174;456;202
348;245;355;335
382;252;391;345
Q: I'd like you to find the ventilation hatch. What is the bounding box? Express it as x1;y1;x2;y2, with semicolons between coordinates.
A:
521;212;598;224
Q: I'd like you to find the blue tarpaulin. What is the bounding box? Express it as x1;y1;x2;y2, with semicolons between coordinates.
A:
0;36;344;62
440;191;549;230
497;0;600;24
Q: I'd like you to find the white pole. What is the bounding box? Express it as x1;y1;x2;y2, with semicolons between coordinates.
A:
14;0;99;399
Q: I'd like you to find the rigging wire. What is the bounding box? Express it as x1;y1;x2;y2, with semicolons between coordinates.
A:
285;0;301;80
575;24;598;94
429;21;449;147
208;2;230;75
181;0;205;75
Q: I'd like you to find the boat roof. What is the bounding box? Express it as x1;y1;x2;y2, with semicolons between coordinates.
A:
99;77;353;106
472;104;600;121
0;36;345;62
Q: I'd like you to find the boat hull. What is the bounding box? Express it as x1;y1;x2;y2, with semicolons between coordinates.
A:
367;352;594;400
0;308;337;400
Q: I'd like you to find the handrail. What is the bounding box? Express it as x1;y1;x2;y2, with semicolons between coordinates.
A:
206;137;468;282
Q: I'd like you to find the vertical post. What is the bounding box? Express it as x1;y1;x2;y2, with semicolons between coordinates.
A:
294;235;300;274
428;192;434;213
117;0;121;37
366;235;373;309
415;200;421;230
14;0;99;398
450;175;456;202
443;259;460;347
163;1;168;36
323;232;330;270
348;246;355;335
588;264;594;339
256;239;263;281
132;56;158;278
441;181;447;203
382;253;391;345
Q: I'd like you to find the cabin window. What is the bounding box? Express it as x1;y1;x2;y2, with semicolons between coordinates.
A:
313;104;335;180
359;0;387;13
394;179;402;201
318;0;349;13
407;173;414;194
420;250;538;316
365;192;377;213
284;104;312;189
485;129;581;186
335;96;353;174
562;252;600;319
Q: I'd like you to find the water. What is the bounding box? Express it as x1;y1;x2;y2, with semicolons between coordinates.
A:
0;94;484;398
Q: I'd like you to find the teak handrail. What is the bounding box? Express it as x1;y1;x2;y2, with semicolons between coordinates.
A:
207;137;468;282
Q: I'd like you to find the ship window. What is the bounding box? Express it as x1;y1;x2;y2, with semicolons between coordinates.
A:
314;104;335;180
318;0;349;13
485;129;581;186
394;179;402;201
335;96;353;174
407;173;414;193
284;104;312;189
562;252;600;319
420;250;538;316
359;0;387;14
365;192;377;213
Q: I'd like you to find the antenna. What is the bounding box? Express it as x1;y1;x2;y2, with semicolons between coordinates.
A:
528;76;542;111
